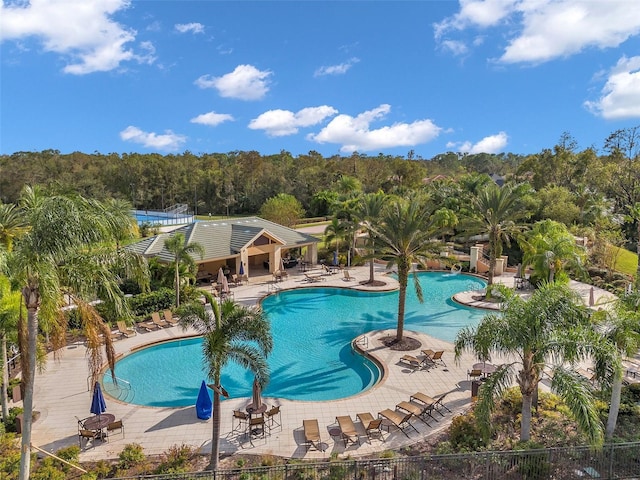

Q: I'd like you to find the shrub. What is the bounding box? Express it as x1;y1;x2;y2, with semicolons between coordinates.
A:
0;432;20;478
127;288;174;317
155;444;196;474
448;412;486;452
514;441;551;480
3;407;23;433
118;443;146;470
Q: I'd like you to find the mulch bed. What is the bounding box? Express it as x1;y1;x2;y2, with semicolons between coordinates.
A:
381;336;421;351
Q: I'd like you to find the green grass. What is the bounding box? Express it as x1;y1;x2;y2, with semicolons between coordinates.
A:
611;245;638;277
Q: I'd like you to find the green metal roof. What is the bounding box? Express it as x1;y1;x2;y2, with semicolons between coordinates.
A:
127;217;318;263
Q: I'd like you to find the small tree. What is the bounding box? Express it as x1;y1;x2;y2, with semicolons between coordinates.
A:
259;193;305;227
163;233;204;308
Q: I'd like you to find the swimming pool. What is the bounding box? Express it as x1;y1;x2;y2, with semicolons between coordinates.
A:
103;272;486;407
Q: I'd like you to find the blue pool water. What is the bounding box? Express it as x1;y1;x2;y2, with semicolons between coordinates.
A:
103;272;486;407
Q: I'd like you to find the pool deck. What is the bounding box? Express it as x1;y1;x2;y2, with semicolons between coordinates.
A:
26;266;615;462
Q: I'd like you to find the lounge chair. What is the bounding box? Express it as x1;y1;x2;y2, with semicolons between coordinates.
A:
577;368;597;383
151;311;169;328
357;412;384;442
399;354;426;370
303;419;323;451
396;400;433;426
378;409;418;437
136;320;158;332
433;392;452;414
304;273;324;283
422;349;446;367
343;270;355;281
162;310;179;326
336;415;360;446
116;321;136;338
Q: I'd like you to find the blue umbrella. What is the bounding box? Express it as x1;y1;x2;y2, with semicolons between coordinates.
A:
195;380;212;420
90;382;107;416
333;251;338;266
239;261;245;276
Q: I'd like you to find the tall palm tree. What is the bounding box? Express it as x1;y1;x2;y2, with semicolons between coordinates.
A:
5;186;145;480
164;232;204;307
455;282;618;444
596;292;640;439
355;192;387;284
464;183;528;286
178;297;272;471
366;196;440;343
324;217;348;265
520;219;587;283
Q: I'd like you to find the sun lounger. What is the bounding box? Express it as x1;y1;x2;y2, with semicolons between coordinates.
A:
378;409;418;437
399;354;426;370
303;419;323;451
162;309;179;326
396;401;432;426
422;349;446;367
357;412;384;442
336;415;360;446
116;321;136;338
433;392;452;414
304;273;325;283
136;320;158;332
151;311;169;328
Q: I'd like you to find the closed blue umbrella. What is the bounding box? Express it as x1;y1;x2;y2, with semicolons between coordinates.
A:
90;382;107;416
333;251;338;266
195;380;212;420
239;261;245;276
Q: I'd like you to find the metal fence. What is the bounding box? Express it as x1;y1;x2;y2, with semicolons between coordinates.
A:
113;442;640;480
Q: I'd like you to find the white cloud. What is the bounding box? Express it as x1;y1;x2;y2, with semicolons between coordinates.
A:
249;106;338;137
314;58;360;77
119;126;186;151
584;56;640;120
195;64;271;101
0;0;150;74
456;132;509;154
435;0;640;64
308;104;442;153
440;40;468;56
175;22;204;34
190;111;235;126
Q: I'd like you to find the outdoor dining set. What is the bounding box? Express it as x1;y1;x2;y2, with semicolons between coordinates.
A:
76;382;124;449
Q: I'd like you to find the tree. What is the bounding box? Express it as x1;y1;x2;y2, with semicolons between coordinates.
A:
355;192;387;284
178;298;272;470
0;275;22;422
0;202;29;252
324;217;349;265
367;196;440;343
258;193;305;227
5;186;145;480
163;233;204;308
596;292;640;439
520;219;586;284
454;283;618;444
464;183;529;286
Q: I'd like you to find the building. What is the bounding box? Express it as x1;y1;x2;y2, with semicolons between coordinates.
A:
127;217;319;282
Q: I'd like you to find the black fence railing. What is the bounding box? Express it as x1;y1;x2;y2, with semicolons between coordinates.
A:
112;441;640;480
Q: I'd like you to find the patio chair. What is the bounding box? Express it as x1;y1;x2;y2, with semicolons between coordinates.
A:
151;311;169;328
303;419;323;451
336;415;360;447
422;349;446;367
433;392;452;414
248;416;266;441
106;419;124;441
343;270;355;281
396;401;433;426
78;429;100;449
116;321;136;338
232;410;249;433
467;369;483;381
356;412;384;442
162;309;179;326
378;409;418;437
399;354;426;370
265;405;282;432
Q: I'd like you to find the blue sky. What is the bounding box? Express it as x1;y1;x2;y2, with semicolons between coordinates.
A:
2;1;640;159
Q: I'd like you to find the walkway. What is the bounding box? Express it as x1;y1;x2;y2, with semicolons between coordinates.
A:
25;266;614;462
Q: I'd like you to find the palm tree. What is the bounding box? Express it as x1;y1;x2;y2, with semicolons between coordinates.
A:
164;232;205;307
454;282;618;444
324;217;348;266
464;183;528;286
178;297;272;471
0;275;22;422
596;292;640;439
366;196;440;343
355;192;387;284
0;202;29;252
521;219;587;283
5;186;145;480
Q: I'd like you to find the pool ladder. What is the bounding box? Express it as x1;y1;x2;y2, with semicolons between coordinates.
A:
353;335;369;350
102;376;134;403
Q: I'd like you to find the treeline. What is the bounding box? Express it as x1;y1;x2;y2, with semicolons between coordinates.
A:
0;149;523;216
